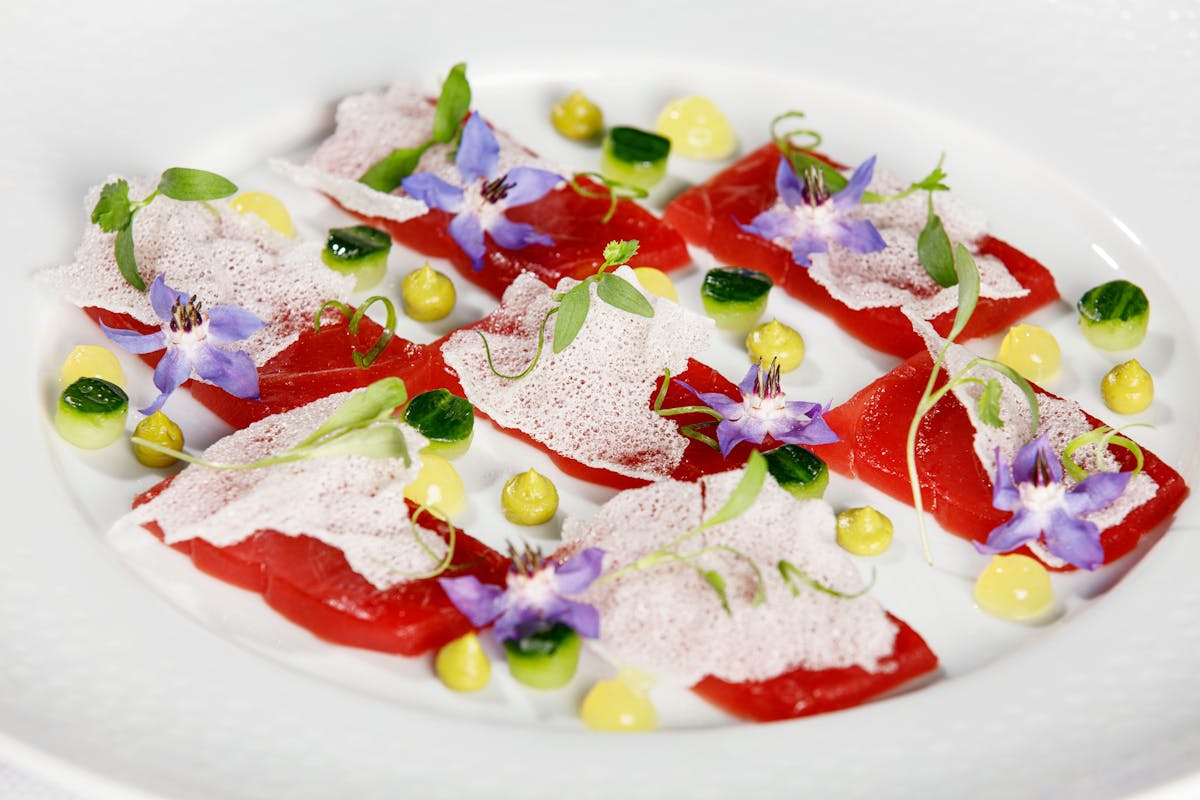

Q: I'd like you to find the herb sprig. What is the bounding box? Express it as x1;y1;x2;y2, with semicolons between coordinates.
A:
314;295;397;369
91;168;238;291
359;63;472;193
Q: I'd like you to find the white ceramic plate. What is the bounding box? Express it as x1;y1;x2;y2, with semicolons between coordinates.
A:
5;2;1198;798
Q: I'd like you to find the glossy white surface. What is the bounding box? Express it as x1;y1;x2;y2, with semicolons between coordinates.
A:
3;1;1198;798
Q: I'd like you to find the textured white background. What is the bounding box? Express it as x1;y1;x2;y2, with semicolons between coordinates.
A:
2;0;1198;798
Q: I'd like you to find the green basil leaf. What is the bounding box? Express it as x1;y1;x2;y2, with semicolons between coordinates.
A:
297;377;408;448
156;167;238;201
601;239;640;268
947;244;981;342
978;379;1004;428
114;224;145;291
596;273;654;317
701;570;732;614
918;211;956;288
698;450;767;531
431;62;471;144
552;284;590;354
359;144;430;193
91;179;132;232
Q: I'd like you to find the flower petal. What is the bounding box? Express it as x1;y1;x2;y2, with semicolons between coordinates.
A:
975;509;1044;555
1011;435;1061;485
487;217;552;250
456;112;500;184
674;381;744;420
148;274;190;323
774;157;806;208
401;173;464;213
716;416;768;457
558;599;601;639
830;217;887;255
735;364;761;396
100;323;165;355
790;229;829;268
144;345;193;414
831;155;876;210
438;576;505;627
553;547;605;595
991;449;1021;512
769;408;840;446
192;345;260;400
499;166;562;208
739;209;799;245
1042;509;1104;570
206;305;266;345
448;210;486;270
1063;470;1132;517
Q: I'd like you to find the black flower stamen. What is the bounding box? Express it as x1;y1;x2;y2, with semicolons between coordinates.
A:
482;174;516;204
169;295;204;333
801;166;829;205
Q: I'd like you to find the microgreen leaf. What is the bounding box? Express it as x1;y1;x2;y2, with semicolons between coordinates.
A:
913;162;950;193
1062;425;1146;482
978;379;1004;428
967;357;1040;436
431;62;471;144
917;207;956;288
359;144;430;193
297;377;408;449
403;388;474;444
113;224;144;291
698;450;767;531
552;284;591;353
596;273;654;317
601;239;640;269
946;244;981;342
91;179;133;232
778;560;874;599
156;167;237;201
301;424;411;466
701;570;732;615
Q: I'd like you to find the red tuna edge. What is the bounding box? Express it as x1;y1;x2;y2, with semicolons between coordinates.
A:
662;143;1060;359
692;614;938;722
812;350;1190;568
134;478;508;656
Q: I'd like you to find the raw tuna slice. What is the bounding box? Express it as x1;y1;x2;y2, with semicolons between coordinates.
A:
812;350;1189;567
663;143;1059;358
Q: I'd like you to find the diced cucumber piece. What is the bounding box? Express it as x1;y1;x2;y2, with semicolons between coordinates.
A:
700;267;773;330
503;623;582;690
403;389;474;456
321;224;392;291
600;126;671;190
1077;279;1149;350
55;377;128;450
764;444;829;500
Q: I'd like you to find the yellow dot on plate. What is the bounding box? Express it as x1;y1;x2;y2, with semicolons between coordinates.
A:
60;345;125;389
500;468;559;526
835;506;894;556
230;191;295;237
580;669;658;732
996;324;1061;383
746;319;805;372
1101;358;1154;414
633;267;678;302
404;453;466;519
655;96;736;160
401;263;457;322
435;632;491;692
973;554;1054;622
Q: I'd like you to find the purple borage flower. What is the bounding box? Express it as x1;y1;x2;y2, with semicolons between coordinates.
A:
101;275;265;415
976;435;1132;570
680;359;840;458
740;155;887;268
401;111;563;271
439;544;604;643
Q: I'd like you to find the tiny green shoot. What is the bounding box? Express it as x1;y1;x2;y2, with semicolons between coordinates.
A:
1061;425;1146;482
313;296;397;369
566;172;650;224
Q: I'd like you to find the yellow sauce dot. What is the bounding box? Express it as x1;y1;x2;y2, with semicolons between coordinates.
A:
401;263;457;322
633;267;678;302
997;324;1061;383
229;191;295;237
1101;359;1154;414
746;320;805;372
132;411;184;468
550;90;604;141
501;469;559;526
974;554;1054;622
655;96;737;160
60;345;125;389
580;669;658;732
835;507;894;555
435;632;491;692
404;453;466;519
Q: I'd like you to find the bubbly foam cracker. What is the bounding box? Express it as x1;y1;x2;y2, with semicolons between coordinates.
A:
37;176;355;367
121;392;441;590
441;268;712;482
560;469;897;685
910;313;1157;532
278;85;561;222
802;168;1027;317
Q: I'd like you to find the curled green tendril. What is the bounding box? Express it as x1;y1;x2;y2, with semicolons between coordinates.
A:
314;296;397;369
778;560;875;599
477;307;556;380
651;367;724;451
769;110;824;153
1062;425;1147;483
389;504;459;581
568;172;649;223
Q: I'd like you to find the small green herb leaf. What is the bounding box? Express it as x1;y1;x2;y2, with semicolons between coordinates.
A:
552;284;591;353
969;357;1040;436
403;389;474;444
432;62;471;144
947;244;981;342
303;424;411;466
701;570;732;614
359;144;430;193
113;224;144;291
913;163;950;193
978;379;1004;428
698;450;767;531
298;377;408;448
917;209;956;288
602;239;640;269
596;273;654;317
91;179;132;232
156;167;237;201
